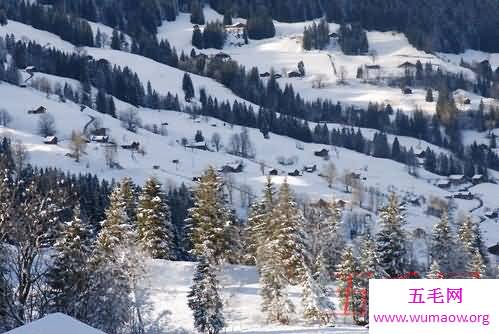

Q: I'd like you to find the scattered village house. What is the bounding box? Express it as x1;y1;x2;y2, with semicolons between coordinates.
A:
364;64;381;81
28;106;46;114
303;164;317;173
472;174;485;185
121;141;140;150
448;174;467;186
288;71;302;78
43;136;58;145
91;135;109;143
437;179;451;189
314;148;329;158
269;168;279;176
218;161;244;174
288;169;301;177
185;141;209;151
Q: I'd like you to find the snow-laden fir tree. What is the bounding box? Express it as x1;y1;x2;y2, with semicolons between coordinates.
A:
467;249;486;278
336;247;362;324
187;253;225;334
427;260;444;279
457;215;475;270
357;234;386;324
120;176;138;223
270;178;308;283
245;176;275;265
308;199;345;273
259;240;295;325
95;184;136;253
46;205;92;320
136;177;174;259
87;184;135;334
375;193;408;278
301;253;336;325
188;167;238;264
430;211;455;273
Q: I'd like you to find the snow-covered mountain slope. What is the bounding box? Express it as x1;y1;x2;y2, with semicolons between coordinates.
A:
0;20;258;109
156;7;480;113
1;80;498;249
145;260;367;333
5;313;106;334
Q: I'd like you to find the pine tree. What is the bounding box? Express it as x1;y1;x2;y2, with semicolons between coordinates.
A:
96;185;135;253
245;177;275;264
301;254;335;325
425;88;434;102
182;73;195;102
46;205;92;320
375;193;407;278
87;185;135;334
187;255;225;334
190;0;205;25
430;212;455;273
337;247;362;324
357;235;385;323
467;249;486;278
427;260;444;279
188;167;236;264
136;177;174;259
259;242;295;325
120;177;138;223
457;215;475;269
270;179;308;283
111;29;121;50
192;25;204;49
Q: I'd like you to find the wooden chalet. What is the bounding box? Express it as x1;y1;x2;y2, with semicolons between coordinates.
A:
43;136;58;145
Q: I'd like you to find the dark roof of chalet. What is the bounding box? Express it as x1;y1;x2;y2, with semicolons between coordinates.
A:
398;61;416;68
365;64;381;69
488;243;499;255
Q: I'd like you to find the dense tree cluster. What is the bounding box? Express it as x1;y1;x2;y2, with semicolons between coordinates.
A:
209;0;499;53
338;23;368;55
302;19;330;51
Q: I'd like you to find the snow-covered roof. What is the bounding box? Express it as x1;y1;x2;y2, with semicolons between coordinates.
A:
472;174;484;180
44;136;57;142
449;174;465;180
5;313;107;334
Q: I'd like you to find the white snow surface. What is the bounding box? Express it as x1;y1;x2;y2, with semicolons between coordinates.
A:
145;260;367;333
5;313;106;334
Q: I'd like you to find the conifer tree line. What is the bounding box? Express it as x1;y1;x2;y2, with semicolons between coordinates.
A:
0;137;195;332
3;34;499;176
0;133;495;332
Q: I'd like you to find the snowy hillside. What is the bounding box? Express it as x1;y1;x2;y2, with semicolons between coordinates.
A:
145;260;367;334
1;2;499;334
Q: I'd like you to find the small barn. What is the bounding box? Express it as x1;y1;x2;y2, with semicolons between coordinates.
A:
218;162;244;174
398;61;416;70
43;136;58;145
304;164;317;173
186;141;209;151
269;169;279;176
449;174;467;186
403;87;413;95
260;72;271;78
272;73;282;79
288;71;302;78
91;128;109;136
314;148;329;158
121;142;140;150
472;174;485;185
91;135;109;143
215;52;231;60
453;191;473;200
464;98;471;105
288;169;301;177
437;180;451;189
28;106;46;114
